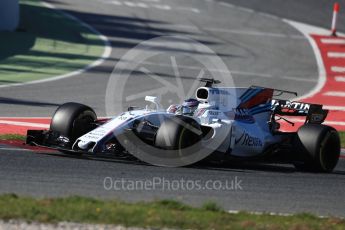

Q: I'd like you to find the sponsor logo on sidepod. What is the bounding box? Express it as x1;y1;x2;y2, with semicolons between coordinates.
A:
235;131;263;147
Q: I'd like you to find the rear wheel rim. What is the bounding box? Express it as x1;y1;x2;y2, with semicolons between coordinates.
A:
319;131;340;172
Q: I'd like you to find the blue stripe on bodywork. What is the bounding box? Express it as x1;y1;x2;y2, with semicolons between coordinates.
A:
240;88;262;102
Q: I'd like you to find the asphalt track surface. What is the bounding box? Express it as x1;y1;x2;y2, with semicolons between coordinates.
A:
0;147;344;217
1;0;345;216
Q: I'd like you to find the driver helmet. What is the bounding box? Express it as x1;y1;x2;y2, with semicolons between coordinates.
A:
178;98;200;116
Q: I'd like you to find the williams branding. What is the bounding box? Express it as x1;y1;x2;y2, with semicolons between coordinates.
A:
235;131;263;147
271;100;310;113
234;109;255;123
209;88;232;95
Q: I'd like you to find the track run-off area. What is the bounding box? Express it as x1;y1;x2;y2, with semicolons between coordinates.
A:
1;25;345;131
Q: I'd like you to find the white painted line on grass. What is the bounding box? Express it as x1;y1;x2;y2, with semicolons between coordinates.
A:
324;91;345;97
228;210;330;218
331;66;345;73
335;76;345;82
328;52;345;58
0;1;112;89
0;120;49;129
321;38;345;44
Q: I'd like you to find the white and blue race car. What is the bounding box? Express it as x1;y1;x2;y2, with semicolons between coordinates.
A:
26;79;341;172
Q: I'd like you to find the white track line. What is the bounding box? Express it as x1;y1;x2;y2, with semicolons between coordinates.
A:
218;1;280;20
165;24;304;39
280;75;317;82
331;66;345;73
328;52;345;58
324;105;345;111
0;120;49;129
218;2;259;14
191;8;200;13
111;0;122;5
176;7;200;13
237;6;254;13
152;4;171;10
218;2;235;8
316;120;345;126
123;1;136;7
138;60;315;82
0;1;112;89
287;118;345;126
283;20;328;102
205;27;304;39
324;91;345;97
137;2;149;8
321;38;345;44
258;12;279;20
335;76;345;82
164;24;199;30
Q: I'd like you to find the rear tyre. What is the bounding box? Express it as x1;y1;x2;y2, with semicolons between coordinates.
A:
293;124;340;173
50;102;97;144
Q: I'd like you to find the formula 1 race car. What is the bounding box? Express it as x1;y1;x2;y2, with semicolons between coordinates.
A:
26;79;341;172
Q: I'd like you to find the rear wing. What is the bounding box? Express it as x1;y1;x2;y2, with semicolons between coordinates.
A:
272;99;329;124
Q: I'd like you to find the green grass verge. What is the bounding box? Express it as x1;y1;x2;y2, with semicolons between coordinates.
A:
340;132;345;148
0;195;344;230
0;134;26;141
0;0;104;85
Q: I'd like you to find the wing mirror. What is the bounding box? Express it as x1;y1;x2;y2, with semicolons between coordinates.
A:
145;96;162;111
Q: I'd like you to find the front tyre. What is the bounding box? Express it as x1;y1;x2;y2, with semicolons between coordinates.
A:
294;124;340;173
50;102;97;143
